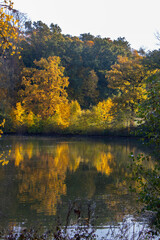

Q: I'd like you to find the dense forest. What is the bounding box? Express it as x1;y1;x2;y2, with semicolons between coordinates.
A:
0;3;159;137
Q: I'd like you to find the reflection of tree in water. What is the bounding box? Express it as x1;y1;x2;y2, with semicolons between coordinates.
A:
95;152;114;175
16;143;69;215
11;139;153;218
13;141;117;215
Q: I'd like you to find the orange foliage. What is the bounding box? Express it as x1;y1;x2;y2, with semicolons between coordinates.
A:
85;40;94;47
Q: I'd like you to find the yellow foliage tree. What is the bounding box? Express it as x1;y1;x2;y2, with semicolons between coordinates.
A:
0;119;11;165
0;118;5;137
95;98;114;123
69;100;81;122
0;0;20;165
54;102;70;128
19;56;70;127
11;102;25;127
106;51;147;127
0;0;19;52
0;0;19;137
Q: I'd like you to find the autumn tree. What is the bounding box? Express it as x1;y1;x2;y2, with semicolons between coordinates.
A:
0;0;21;166
69;100;81;122
106;51;147;127
19;56;69;122
0;0;19;51
0;0;22;134
0;0;26;133
95;98;114;124
0;0;20;96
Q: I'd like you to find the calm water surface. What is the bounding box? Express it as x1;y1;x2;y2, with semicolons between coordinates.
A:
0;135;155;234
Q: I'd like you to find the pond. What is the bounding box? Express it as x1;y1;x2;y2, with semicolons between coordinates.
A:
0;135;156;238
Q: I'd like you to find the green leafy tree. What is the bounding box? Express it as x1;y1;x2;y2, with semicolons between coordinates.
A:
82;69;99;107
129;153;160;228
143;49;160;70
78;69;99;108
138;70;160;147
128;70;160;229
20;21;65;68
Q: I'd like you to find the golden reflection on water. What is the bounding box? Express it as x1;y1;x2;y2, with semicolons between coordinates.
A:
2;139;152;217
95;152;114;175
16;144;69;215
11;142;117;215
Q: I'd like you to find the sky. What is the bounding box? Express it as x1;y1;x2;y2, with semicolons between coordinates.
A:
13;0;160;51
